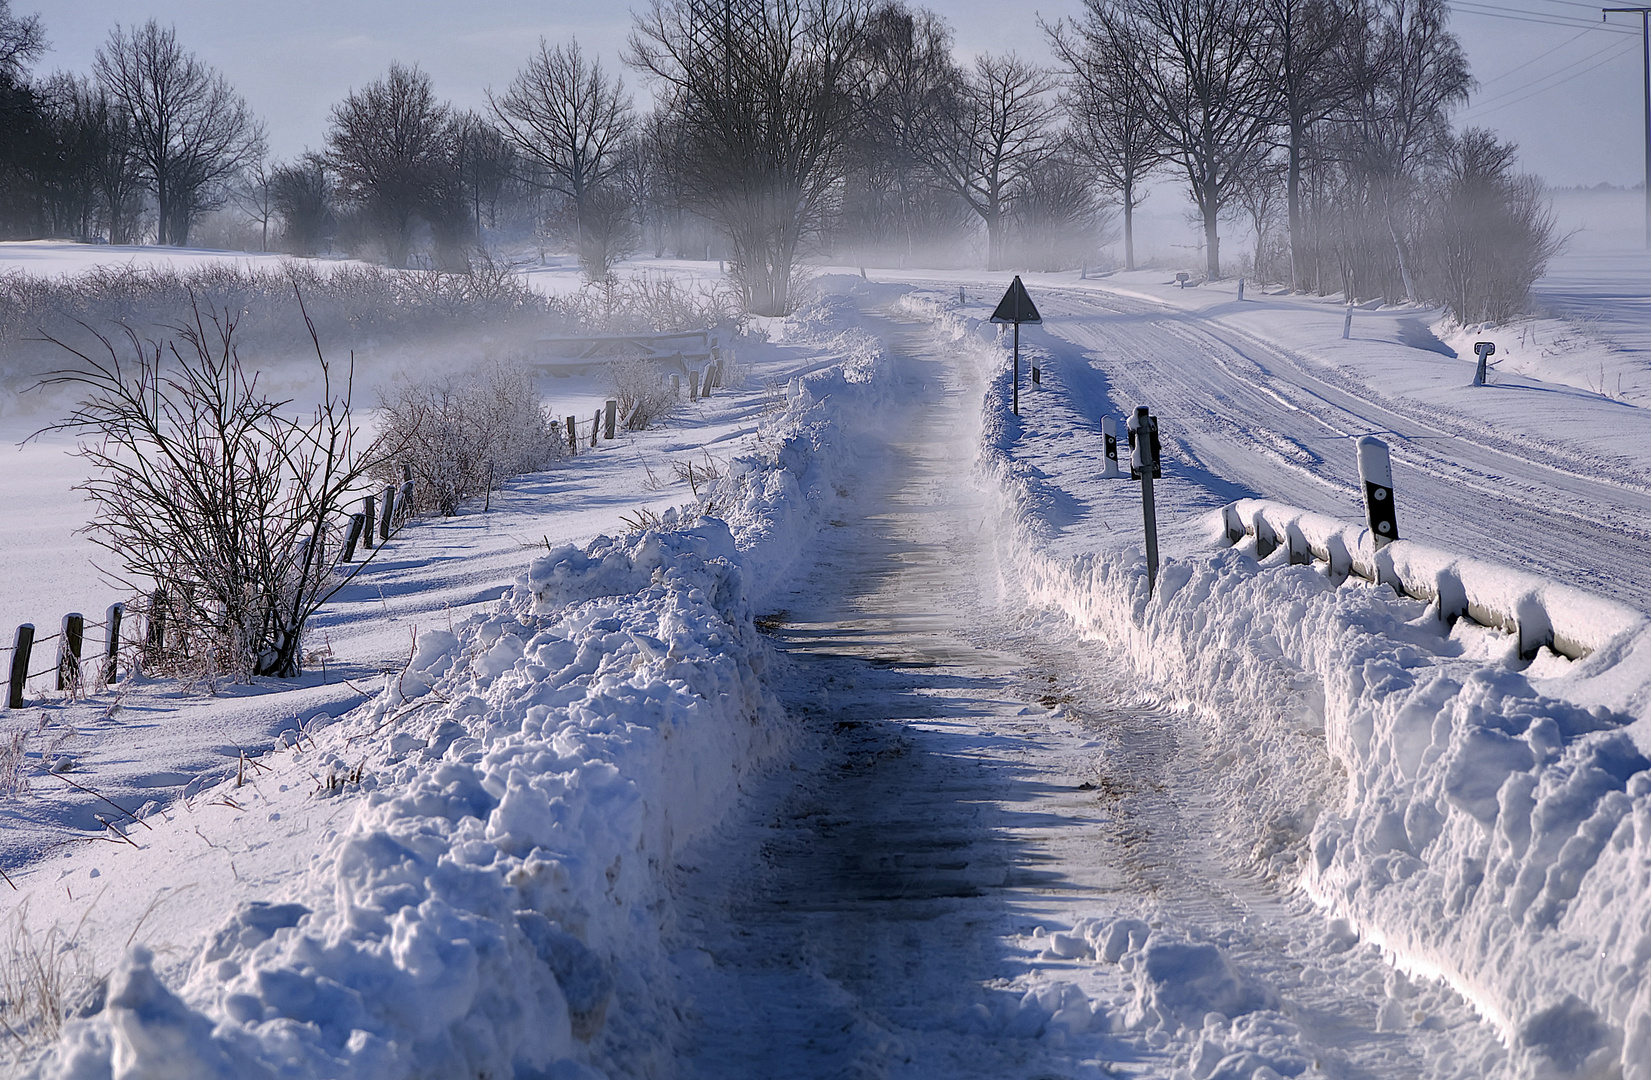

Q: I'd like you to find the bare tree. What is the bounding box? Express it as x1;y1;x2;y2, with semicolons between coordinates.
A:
325;62;451;267
37;299;380;680
845;2;968;264
271;153;332;256
919;53;1056;271
1049;9;1164;270
233;159;274;251
0;0;43;84
1115;0;1276;279
491;38;635;277
1420;128;1560;324
95;21;265;246
1258;0;1361;290
628;0;870;315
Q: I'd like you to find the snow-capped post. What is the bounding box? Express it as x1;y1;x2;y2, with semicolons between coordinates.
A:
104;603;122;685
342;513;366;562
1133;406;1161;593
1472;341;1496;386
1343;306;1354;340
1102;416;1121;478
378;485;397;539
360;494;375;551
7;624;32;709
990;275;1042;417
605;400;617;440
56;613;83;692
1357;435;1399;547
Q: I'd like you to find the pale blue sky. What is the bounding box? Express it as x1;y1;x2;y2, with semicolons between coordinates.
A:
29;1;1648;188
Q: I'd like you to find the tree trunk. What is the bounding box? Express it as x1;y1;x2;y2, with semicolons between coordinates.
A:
1123;182;1136;272
986;212;1003;272
1204;203;1221;280
1287;128;1303;292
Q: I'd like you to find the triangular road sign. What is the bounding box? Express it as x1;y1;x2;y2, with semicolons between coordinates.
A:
990;276;1042;324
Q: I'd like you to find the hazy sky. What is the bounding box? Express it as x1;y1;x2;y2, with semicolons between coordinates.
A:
29;1;1649;189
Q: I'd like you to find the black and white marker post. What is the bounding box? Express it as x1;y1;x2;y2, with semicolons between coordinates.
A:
1131;406;1161;592
1102;416;1121;478
990;275;1042;416
1357;435;1398;547
1472;340;1495;386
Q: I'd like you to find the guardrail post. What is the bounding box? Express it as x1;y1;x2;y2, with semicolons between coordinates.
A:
1237;278;1245;302
1133;405;1161;593
343;513;366;562
1102;416;1121;479
104;603;123;685
1357;436;1399;547
8;624;33;708
1253;509;1279;559
1473;341;1496;386
57;613;84;691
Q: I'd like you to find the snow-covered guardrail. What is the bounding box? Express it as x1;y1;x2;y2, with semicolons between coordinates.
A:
1219;498;1646;661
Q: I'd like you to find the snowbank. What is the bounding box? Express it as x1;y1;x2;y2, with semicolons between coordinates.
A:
910;288;1651;1080
23;296;894;1079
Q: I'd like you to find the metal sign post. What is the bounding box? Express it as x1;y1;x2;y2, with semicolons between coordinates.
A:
1473;341;1495;386
990;276;1042;416
1132;405;1161;593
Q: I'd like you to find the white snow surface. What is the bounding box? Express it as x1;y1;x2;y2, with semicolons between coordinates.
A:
901;284;1651;1079
6;244;1651;1079
11;292;896;1079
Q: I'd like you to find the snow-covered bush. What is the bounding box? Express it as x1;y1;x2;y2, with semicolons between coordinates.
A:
608;355;676;431
373;362;563;516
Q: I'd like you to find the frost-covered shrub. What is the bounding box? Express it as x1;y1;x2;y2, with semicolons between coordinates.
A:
1420;128;1562;325
373;363;564;516
609;356;677;431
560;271;744;335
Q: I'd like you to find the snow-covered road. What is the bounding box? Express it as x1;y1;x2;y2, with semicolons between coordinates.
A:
992;283;1651;609
668;320;1506;1078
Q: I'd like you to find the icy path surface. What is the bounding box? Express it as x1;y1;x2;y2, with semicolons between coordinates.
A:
667;321;1506;1079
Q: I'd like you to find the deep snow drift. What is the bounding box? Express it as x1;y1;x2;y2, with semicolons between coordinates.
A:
902;282;1651;1079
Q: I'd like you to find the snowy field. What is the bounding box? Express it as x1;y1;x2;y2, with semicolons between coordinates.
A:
2;237;1651;1078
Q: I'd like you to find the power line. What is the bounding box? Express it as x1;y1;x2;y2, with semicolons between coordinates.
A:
1459;35;1639;117
1475;28;1593;88
1451;2;1637;32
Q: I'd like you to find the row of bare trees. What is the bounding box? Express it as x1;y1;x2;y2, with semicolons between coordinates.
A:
0;0;1558;320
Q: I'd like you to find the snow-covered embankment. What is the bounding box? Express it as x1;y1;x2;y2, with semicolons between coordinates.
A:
907;290;1651;1080
27;296;894;1079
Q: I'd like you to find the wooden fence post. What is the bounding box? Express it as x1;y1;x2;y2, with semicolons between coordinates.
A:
57;613;84;691
8;624;33;708
567;416;578;456
379;485;397;540
592;410;600;448
343;513;366;562
672;373;681;396
146;589;167;658
689;370;700;401
361;494;375;550
104;603;122;685
398;481;414;523
605;400;617;440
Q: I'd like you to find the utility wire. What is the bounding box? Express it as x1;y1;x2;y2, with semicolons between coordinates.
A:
1463;33;1636;110
1452;2;1637;32
1460;35;1640;117
1475;28;1593;88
